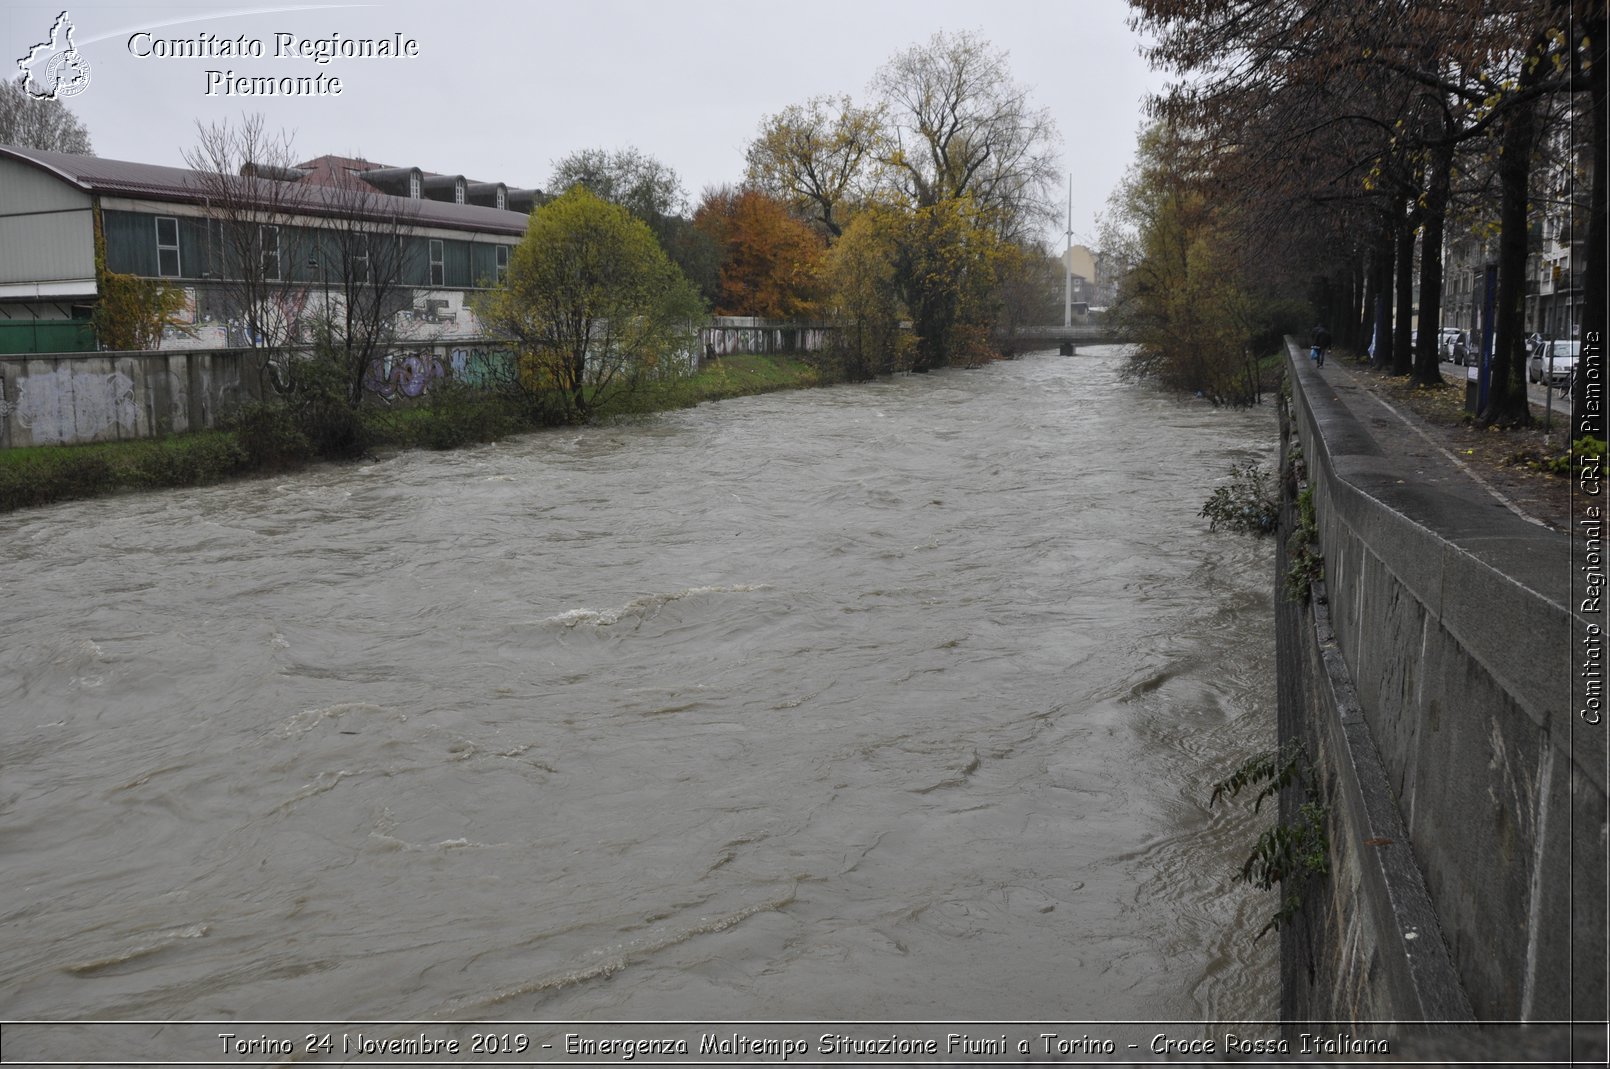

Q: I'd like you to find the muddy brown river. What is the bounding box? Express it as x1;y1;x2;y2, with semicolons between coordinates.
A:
0;346;1278;1061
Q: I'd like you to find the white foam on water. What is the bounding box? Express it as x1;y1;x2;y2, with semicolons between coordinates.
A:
544;584;771;629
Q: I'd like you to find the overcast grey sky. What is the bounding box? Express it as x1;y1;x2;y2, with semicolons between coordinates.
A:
5;0;1169;247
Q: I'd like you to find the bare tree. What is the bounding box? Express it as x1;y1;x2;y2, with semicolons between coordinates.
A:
307;177;423;407
0;78;92;153
872;30;1060;242
182;115;311;360
746;95;882;240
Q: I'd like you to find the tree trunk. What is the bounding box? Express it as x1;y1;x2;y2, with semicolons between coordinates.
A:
1413;139;1454;386
1348;251;1366;349
1479;34;1545;427
1393;208;1415;376
1371;224;1394;370
1358;248;1376;354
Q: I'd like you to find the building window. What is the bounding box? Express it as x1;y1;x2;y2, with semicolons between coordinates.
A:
429;239;444;286
155;216;181;277
260;225;281;281
496;244;508;284
454;179;465;204
205;218;221;278
349;233;370;284
409;171;421;198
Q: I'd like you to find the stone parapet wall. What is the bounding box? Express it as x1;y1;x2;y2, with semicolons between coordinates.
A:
1279;341;1604;1041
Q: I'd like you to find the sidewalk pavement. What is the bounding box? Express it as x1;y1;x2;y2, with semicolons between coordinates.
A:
1293;340;1563;533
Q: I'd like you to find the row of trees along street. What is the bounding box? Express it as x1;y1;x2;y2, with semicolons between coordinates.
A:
1112;0;1604;434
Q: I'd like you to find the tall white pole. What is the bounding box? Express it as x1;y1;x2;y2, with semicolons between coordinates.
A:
1063;174;1073;328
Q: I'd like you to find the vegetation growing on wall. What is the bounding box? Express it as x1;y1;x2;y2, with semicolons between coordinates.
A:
1211;743;1331;940
91;273;194;352
1200;463;1280;535
1284;485;1324;603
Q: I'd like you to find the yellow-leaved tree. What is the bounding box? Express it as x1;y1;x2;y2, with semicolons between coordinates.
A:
477;187;704;423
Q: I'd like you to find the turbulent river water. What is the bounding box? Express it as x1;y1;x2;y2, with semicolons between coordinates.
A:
1;346;1279;1058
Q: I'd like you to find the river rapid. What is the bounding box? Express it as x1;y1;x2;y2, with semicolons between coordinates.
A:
0;347;1278;1055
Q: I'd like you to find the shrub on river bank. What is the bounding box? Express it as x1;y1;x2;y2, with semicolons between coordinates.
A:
0;431;251;510
0;354;828;514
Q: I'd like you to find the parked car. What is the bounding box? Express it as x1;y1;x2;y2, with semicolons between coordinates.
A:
1437;327;1463;360
1528;339;1579;385
1443;330;1473;365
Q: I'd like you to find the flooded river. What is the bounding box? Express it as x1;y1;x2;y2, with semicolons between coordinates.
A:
1;347;1278;1057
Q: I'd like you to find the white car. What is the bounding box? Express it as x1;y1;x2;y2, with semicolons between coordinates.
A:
1442;330;1468;363
1436;328;1463;360
1527;339;1579;385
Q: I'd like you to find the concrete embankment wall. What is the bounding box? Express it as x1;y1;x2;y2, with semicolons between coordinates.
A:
1278;342;1604;1040
0;348;264;448
700;317;835;358
0;341;512;448
0;323;835;447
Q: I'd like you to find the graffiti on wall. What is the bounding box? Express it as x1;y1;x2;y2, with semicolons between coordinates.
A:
365;351;445;399
362;346;507;399
13;368;140;445
449;347;498;387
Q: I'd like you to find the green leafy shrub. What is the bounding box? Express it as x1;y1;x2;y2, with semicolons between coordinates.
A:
227;402;314;470
1242;801;1330;938
1201;463;1279;535
236;354;369;463
1210;744;1304;812
126;434;248;486
283;356;368;459
0;450;116;509
1212;742;1330;939
1284;485;1324;601
413;381;517;450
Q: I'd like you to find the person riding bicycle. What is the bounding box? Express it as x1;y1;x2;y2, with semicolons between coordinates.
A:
1310;325;1332;367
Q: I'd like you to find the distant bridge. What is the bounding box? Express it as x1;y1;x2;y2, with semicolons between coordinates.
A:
1007;323;1134;353
1011;324;1133;342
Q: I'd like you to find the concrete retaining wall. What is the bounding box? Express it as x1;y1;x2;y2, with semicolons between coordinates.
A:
700;317;835;358
0;349;263;448
0;340;515;448
1279;342;1604;1046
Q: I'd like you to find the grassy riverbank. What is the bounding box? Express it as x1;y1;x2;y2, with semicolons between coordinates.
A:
0;354;829;514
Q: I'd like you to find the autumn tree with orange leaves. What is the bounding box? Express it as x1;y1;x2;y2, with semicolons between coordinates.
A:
694;188;827;319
